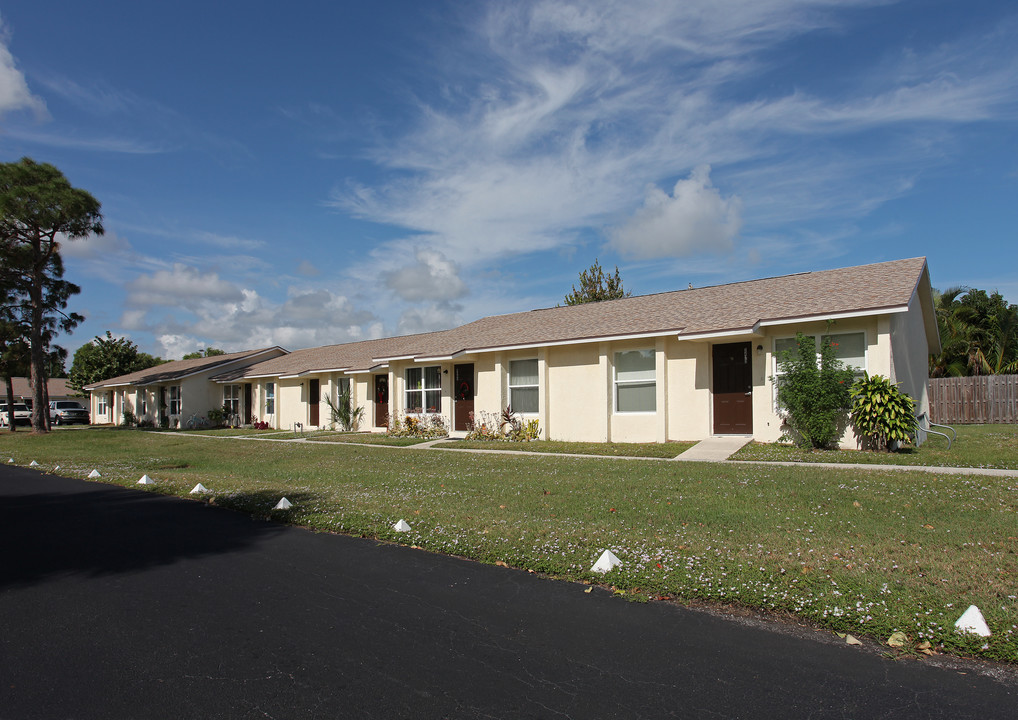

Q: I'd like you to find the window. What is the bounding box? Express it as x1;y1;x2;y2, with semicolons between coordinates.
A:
265;382;275;415
224;384;240;417
615;349;656;412
139;393;147;417
773;332;867;410
405;366;442;413
97;393;108;415
822;332;866;379
169;385;181;415
509;359;539;414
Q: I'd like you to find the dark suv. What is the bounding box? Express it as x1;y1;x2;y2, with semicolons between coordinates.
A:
49;400;90;425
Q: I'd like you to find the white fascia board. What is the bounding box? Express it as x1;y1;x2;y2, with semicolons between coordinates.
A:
462;330;682;355
279;374;301;379
344;364;388;375
757;306;908;328
373;354;418;362
675;328;759;341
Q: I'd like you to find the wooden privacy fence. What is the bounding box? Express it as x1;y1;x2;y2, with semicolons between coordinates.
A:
928;375;1018;424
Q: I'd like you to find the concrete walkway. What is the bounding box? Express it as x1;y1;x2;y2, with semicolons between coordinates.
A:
175;430;1018;477
671;435;753;462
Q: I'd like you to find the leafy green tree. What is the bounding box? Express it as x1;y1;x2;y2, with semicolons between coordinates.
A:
563;259;631;305
0;158;102;432
182;347;227;360
774;333;854;449
930;287;1018;376
0;314;29;433
68;331;165;394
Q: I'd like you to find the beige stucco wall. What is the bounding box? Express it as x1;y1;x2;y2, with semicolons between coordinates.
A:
890;294;932;418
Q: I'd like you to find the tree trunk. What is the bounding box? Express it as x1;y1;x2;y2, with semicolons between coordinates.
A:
28;259;48;434
4;376;15;433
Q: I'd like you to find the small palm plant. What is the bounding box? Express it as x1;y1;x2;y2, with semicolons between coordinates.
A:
322;387;364;431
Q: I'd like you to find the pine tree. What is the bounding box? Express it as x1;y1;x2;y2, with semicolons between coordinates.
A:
563;259;631;305
0;158;102;432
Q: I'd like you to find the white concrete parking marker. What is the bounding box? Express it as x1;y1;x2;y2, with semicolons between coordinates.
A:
273;497;293;510
190;483;209;494
954;605;991;637
88;469;101;478
137;474;155;485
591;549;622;574
7;458;14;463
393;519;411;532
29;460;39;467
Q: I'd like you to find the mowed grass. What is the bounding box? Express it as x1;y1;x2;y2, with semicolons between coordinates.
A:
3;427;1016;663
434;439;696;458
735;424;1018;470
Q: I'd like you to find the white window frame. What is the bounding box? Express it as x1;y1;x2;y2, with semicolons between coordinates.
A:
168;385;182;416
265;382;275;415
614;349;656;414
772;332;867;412
139;392;147;417
405;366;442;414
508;359;539;414
97;393;108;416
224;384;241;417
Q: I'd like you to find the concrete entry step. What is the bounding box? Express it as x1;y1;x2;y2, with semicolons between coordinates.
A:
673;436;753;462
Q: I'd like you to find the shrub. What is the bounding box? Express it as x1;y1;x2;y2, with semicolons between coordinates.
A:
465;407;540;442
323;388;364;431
849;373;915;451
774;333;854;449
206;407;225;427
387;412;448;439
120;410;136;428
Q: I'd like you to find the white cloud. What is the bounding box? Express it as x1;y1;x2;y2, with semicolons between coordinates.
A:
397;302;464;336
125;264;246;309
610;165;742;259
332;0;1018;289
119;263;383;357
385;248;468;302
0;22;46;118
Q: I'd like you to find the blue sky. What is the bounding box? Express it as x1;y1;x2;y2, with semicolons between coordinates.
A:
1;0;1016;360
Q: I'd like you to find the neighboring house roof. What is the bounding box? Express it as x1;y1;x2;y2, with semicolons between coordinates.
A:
212;331;458;381
2;377;76;400
85;347;288;390
227;257;933;380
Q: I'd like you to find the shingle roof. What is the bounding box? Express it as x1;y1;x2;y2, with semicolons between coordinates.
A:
214;331;458;380
228;257;929;379
85;347;287;389
406;256;928;356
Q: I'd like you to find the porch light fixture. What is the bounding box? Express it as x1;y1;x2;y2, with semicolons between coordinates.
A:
756;344;763;356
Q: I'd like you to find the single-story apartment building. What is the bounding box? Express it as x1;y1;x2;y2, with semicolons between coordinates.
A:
3;377;78;406
85;347;287;427
87;257;939;447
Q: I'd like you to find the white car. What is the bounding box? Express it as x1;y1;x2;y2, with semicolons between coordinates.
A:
0;403;32;427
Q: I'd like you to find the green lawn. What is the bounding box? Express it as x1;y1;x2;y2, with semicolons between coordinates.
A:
3;427;1016;663
734;424;1018;470
434;439;696;458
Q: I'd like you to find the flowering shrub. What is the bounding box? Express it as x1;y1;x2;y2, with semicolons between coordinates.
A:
465;407;541;442
388;412;448;438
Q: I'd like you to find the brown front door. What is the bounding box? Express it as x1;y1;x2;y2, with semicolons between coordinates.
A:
244;383;253;424
713;342;753;434
309;379;320;426
454;364;475;432
374;375;389;428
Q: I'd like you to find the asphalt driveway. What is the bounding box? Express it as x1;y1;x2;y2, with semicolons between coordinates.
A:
1;465;1014;719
